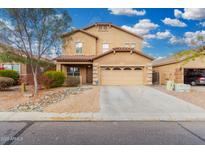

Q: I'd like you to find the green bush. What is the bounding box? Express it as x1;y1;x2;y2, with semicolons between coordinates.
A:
64;76;80;87
0;77;15;91
42;71;65;88
0;70;19;83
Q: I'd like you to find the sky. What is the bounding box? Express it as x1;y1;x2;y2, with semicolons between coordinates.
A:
66;8;205;58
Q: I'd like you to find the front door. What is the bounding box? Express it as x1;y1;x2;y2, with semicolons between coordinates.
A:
86;66;93;84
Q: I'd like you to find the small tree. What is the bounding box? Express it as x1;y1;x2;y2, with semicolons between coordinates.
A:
0;9;71;95
175;35;205;65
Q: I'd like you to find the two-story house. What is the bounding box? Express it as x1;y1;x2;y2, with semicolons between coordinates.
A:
55;22;154;85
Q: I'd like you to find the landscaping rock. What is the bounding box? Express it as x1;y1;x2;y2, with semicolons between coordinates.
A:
9;86;93;112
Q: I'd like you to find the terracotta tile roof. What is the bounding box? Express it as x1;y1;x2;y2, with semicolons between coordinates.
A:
55;55;95;62
55;48;154;62
112;47;136;51
93;47;154;60
61;29;98;39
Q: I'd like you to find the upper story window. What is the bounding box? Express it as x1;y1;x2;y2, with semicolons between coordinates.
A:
102;43;109;53
131;43;136;49
75;42;83;54
124;42;136;49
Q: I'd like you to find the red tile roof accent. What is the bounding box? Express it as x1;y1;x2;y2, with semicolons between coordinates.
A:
93;47;154;60
55;55;95;62
55;48;154;62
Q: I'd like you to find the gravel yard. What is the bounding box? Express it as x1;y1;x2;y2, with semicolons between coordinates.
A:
0;85;99;113
44;86;100;113
153;85;205;109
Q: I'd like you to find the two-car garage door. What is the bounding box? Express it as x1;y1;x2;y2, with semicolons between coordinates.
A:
101;66;143;85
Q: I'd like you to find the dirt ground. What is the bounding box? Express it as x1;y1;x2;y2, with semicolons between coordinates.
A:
153;85;205;109
0;89;28;110
0;86;71;111
44;86;100;113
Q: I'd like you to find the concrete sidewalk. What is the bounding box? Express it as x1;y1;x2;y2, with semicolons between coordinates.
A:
1;111;205;121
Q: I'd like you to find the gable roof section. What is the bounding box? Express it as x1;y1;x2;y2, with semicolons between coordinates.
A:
55;47;154;62
83;22;143;40
61;29;98;39
93;47;154;60
152;47;205;67
152;56;180;67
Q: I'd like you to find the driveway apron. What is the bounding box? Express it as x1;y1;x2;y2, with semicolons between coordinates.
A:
99;86;205;120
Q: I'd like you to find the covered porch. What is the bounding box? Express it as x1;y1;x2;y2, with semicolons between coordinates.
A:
55;55;94;85
56;62;93;84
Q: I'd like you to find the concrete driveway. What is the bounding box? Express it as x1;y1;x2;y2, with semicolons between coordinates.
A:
98;86;205;120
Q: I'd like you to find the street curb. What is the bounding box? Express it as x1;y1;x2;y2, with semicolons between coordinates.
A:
1;112;205;122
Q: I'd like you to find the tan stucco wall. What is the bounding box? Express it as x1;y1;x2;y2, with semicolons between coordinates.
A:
94;52;151;65
153;56;205;85
85;26;142;55
93;52;152;85
182;56;205;68
62;31;97;55
154;63;181;85
62;25;143;56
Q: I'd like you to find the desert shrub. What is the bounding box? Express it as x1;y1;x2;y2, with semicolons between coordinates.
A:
64;76;80;87
42;71;65;88
0;70;19;83
0;77;15;91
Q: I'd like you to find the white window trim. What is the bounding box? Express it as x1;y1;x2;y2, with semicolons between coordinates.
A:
102;43;110;53
75;42;83;55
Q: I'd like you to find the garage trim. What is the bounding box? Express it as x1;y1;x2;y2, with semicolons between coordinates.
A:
100;65;144;85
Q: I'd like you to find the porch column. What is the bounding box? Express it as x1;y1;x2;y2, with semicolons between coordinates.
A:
56;63;61;71
61;65;67;78
146;63;152;85
93;63;99;85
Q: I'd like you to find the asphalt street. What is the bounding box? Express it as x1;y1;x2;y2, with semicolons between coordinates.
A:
1;121;205;145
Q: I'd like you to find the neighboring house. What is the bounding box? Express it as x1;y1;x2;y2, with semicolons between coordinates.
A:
55;22;154;86
0;62;31;82
152;54;205;85
0;45;55;84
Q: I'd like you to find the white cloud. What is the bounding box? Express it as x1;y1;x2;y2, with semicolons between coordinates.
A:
169;30;205;46
155;30;173;39
169;36;184;45
174;9;182;18
108;8;146;16
157;56;165;59
162;18;187;27
142;41;152;48
177;8;205;20
121;19;158;36
184;30;205;46
143;34;156;39
199;21;205;27
144;30;173;40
